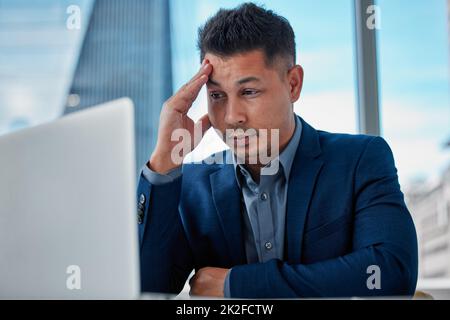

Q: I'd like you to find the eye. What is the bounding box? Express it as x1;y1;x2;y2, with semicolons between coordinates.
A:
210;92;225;100
242;89;259;96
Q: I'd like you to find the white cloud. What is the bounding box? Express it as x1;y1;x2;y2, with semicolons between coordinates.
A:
295;90;357;133
380;97;450;186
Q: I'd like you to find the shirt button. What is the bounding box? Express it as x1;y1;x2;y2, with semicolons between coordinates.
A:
265;241;273;250
260;192;268;201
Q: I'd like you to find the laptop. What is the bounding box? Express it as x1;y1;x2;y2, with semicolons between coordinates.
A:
0;98;140;299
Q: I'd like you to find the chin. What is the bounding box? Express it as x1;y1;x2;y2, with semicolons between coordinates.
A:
232;146;261;165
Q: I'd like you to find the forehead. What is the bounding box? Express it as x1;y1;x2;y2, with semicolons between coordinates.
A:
205;50;279;83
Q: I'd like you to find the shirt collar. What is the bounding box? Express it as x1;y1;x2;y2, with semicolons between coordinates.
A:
232;115;302;186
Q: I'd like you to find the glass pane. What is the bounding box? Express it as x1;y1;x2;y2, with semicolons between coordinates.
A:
0;0;93;135
170;0;357;162
378;0;450;279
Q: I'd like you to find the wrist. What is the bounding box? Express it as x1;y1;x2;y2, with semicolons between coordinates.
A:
148;150;181;174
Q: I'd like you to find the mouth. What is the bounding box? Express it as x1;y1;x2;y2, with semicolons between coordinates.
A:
234;136;249;146
223;128;259;148
230;135;257;147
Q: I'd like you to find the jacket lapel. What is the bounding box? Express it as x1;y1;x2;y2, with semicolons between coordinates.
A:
210;161;246;266
286;117;324;264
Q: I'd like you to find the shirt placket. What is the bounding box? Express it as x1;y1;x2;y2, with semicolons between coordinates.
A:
256;176;277;262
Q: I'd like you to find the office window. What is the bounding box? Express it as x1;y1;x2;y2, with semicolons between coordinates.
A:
0;0;93;135
377;0;450;279
170;0;358;162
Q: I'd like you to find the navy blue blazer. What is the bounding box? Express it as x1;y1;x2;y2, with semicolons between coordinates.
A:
137;116;418;298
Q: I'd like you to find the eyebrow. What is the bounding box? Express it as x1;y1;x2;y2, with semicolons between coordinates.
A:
237;76;261;85
207;78;221;87
207;76;261;88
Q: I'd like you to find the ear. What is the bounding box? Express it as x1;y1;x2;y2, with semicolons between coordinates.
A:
287;65;304;103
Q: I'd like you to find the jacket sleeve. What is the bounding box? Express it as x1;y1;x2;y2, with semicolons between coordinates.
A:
137;166;194;294
228;137;418;298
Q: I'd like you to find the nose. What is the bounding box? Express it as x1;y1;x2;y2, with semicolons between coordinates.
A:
224;99;246;126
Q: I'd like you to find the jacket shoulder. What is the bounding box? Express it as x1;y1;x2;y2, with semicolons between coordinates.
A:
316;130;396;174
317;130;386;157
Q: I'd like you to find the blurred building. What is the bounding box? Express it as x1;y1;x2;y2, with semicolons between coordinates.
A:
64;0;173;175
407;0;450;280
407;163;450;278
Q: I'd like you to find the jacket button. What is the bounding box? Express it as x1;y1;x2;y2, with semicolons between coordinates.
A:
137;209;144;224
139;194;146;205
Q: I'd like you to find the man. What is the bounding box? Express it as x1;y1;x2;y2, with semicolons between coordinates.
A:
137;3;418;298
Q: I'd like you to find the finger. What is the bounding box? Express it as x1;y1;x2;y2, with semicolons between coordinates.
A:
187;62;212;87
171;63;212;113
177;59;212;100
174;74;209;113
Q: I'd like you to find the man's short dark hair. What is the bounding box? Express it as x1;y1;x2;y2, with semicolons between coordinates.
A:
197;2;296;67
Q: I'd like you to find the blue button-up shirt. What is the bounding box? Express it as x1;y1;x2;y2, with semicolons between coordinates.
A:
232;116;302;264
142;116;302;297
224;116;302;296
